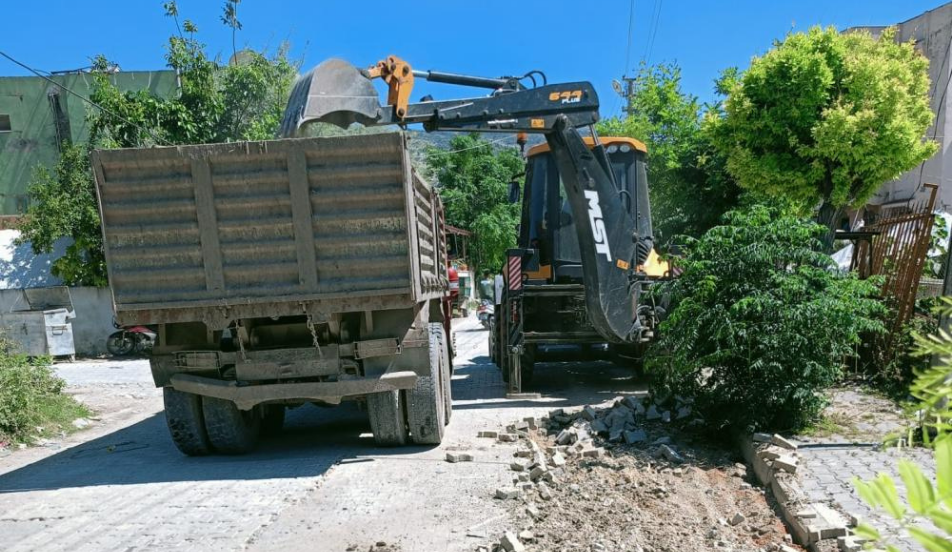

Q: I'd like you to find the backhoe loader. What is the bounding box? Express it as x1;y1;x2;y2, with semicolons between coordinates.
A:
280;56;667;392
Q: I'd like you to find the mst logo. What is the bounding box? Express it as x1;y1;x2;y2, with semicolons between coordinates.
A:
584;190;611;261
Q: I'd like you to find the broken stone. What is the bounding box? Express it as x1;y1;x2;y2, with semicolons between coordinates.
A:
518;473;530;482
538;484;554;501
582;447;605;459
651;436;672;445
676;406;692;419
661;411;671;423
645;405;662;421
500;531;526;552
526;504;542;520
510;461;527;472
624;429;647;444
659;444;683;463
729;512;746;526
752;432;772;443
517;481;534;491
445;452;473;463
529;465;548;481
623;395;646;414
556;429;577;445
523;417;537;430
672;468;683;477
495;487;520;500
478;430;499;438
609;429;624;442
549;452;566;467
770;434;798;450
581;406;598;421
773;454;798;474
71;418;91;429
757;446;784;461
591;419;609;435
498;433;518;443
518;530;534;542
514;449;532;458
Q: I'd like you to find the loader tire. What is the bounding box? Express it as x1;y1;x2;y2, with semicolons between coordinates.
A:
262;405;286;437
202;397;261;454
367;391;408;446
406;323;447;445
163;388;211;456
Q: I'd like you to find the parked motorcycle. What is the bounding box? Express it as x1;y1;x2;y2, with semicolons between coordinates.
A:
106;321;156;356
477;300;494;329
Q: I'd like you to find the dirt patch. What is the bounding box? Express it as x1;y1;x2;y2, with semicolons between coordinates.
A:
800;386;909;443
481;398;801;552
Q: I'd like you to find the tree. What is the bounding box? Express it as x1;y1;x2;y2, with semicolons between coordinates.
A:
711;26;937;249
647;205;885;431
597;63;742;242
17;1;297;285
424;134;524;272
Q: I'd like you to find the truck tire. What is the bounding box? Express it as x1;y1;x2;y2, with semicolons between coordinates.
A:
367;391;408;446
439;326;453;425
262;405;285;436
163;388;212;456
202;397;262;454
406;323;447;445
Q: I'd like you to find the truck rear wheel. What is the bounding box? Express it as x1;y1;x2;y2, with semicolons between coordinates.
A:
202;397;262;454
367;391;408;446
163;388;211;456
406;323;448;445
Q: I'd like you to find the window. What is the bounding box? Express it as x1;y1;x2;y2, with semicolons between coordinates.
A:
0;114;10;132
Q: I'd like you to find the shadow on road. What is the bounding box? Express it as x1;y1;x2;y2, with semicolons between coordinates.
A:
0;343;646;493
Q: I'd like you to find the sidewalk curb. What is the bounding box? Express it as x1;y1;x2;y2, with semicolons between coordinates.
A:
738;435;850;551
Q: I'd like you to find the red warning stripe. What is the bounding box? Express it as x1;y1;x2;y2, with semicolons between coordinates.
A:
508;255;521;290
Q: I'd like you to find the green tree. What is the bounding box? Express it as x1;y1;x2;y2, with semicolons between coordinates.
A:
17;1;297;285
647;205;885;431
425;134;524;272
597;63;742;242
712;26;937;249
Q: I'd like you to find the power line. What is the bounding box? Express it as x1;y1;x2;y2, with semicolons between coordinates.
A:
0;50;171;146
644;0;664;66
624;0;636;76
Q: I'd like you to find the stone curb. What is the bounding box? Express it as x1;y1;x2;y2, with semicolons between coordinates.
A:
739;435;850;551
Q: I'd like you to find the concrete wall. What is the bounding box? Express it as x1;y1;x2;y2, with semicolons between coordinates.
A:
0;286;115;357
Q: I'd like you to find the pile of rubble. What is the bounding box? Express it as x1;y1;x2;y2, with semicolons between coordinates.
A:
470;396;802;552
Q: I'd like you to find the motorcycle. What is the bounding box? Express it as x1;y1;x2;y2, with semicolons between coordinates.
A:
106;320;157;356
477;300;494;330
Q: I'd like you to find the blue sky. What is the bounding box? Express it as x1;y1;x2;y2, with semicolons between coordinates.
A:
1;0;946;118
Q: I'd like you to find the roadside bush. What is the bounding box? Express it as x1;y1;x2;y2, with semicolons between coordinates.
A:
647;205;885;432
0;334;88;444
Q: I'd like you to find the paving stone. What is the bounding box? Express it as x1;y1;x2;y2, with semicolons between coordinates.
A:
661;411;671;423
500;531;526;552
752;432;772;443
549;453;566;467
581;406;598;421
526;504;542;520
645;405;662;421
770;434;798;450
498;433;518;443
659;444;683;463
538;484;554;501
445;452;474;463
623;429;647;444
591;420;609;434
773;454;798;474
477;431;498;438
510;461;527;472
582;447;605;459
495;487;520;500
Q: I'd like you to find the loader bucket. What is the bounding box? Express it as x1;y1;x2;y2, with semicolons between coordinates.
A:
278;58;382;137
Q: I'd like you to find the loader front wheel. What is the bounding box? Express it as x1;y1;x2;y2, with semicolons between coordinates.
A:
367;391;408;446
406;323;447;445
163;388;211;456
202;397;262;454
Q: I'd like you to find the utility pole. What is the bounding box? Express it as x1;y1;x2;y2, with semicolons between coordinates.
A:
612;76;637;117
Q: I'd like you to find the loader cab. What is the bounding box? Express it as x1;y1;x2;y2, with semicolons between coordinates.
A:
520;136;653;283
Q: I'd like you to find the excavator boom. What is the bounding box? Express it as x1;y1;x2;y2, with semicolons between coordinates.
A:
280;57;653;344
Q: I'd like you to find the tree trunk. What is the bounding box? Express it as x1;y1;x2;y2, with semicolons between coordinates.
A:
816;201;845;254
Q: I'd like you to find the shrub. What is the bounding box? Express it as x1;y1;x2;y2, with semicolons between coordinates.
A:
0;333;89;443
647;205;885;432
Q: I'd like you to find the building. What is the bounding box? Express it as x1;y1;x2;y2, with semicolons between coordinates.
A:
851;2;952;212
0;70;177;217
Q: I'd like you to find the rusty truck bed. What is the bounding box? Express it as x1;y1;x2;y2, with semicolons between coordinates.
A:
93;132;446;326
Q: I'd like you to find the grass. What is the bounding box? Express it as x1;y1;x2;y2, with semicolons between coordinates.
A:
0;340;91;445
801;410;858;439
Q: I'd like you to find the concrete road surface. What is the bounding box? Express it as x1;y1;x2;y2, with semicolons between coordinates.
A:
0;316;646;552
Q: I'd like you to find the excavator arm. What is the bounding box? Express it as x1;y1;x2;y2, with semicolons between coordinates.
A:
279;57;653;343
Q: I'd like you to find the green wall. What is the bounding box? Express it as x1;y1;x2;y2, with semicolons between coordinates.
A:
0;71;177;215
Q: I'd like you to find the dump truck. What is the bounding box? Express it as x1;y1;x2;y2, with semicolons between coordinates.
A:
93;133;452;455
